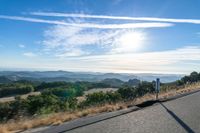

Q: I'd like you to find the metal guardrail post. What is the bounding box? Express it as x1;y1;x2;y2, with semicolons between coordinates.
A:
156;78;160;100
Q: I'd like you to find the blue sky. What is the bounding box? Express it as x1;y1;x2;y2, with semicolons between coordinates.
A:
0;0;200;74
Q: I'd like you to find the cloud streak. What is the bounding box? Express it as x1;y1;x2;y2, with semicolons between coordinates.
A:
0;15;173;29
10;46;200;74
31;12;200;24
42;25;148;57
23;52;37;57
63;46;200;73
19;44;25;48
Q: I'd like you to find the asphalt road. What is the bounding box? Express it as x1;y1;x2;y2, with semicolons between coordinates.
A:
66;91;200;133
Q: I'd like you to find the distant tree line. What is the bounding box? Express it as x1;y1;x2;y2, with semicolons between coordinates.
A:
0;77;143;99
0;82;34;98
177;71;200;85
159;71;200;92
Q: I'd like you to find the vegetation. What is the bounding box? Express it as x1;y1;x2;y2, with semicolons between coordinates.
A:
178;71;200;85
0;80;154;121
161;71;200;92
0;71;200;123
0;82;34;98
82;91;122;106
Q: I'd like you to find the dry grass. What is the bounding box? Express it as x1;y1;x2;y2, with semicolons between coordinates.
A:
1;82;200;133
0;103;126;133
159;82;200;99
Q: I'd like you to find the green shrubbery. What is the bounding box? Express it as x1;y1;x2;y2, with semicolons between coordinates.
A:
0;93;78;121
161;71;200;92
177;71;200;85
118;81;154;100
1;72;200;122
0;80;156;121
118;87;137;100
0;83;34;98
82;91;121;106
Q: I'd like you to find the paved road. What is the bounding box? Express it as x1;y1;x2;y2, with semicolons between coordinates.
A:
66;91;200;133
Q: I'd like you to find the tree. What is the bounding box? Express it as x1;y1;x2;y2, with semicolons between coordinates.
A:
190;71;199;82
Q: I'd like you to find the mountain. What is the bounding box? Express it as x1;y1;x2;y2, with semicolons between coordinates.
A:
134;73;183;83
101;78;124;88
0;76;12;83
124;79;141;87
0;71;183;83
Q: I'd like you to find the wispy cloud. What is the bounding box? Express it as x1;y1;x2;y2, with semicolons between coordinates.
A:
31;12;200;24
42;25;147;56
23;52;37;57
9;46;200;74
18;44;25;48
62;46;200;73
0;14;173;57
43;25;113;56
1;43;199;74
0;15;173;29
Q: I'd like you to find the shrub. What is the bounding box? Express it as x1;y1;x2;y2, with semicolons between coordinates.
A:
118;87;137;100
84;91;121;106
42;88;76;98
105;91;122;103
0;84;34;98
136;81;154;96
26;94;60;115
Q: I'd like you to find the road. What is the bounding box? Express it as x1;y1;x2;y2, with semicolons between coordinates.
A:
65;91;200;133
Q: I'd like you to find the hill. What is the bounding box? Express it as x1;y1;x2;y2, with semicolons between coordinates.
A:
0;71;183;83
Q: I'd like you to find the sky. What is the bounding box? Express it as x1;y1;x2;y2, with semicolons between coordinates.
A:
0;0;200;74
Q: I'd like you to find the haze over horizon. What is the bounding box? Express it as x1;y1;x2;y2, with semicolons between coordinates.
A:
0;0;200;74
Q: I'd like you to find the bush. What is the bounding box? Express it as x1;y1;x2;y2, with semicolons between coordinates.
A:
118;87;137;100
136;81;154;96
26;94;60;115
106;91;122;103
42;88;76;98
0;103;13;121
84;91;121;106
180;71;200;84
0;83;34;98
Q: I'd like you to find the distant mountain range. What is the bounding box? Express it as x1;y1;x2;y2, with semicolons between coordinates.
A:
0;71;184;83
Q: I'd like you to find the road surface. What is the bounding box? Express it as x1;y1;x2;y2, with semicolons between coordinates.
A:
66;91;200;133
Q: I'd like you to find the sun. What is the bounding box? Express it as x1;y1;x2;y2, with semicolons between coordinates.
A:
113;30;145;53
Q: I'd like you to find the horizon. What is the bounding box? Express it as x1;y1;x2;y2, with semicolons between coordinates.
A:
0;0;200;74
0;68;186;75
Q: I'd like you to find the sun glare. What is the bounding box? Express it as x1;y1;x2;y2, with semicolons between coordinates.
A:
114;30;145;53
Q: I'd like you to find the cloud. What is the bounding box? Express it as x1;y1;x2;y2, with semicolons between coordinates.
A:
42;25;147;56
0;15;173;29
11;46;200;74
23;52;37;57
0;14;173;57
18;44;25;48
62;46;200;73
3;45;200;74
31;12;200;24
55;49;88;57
42;25;111;56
